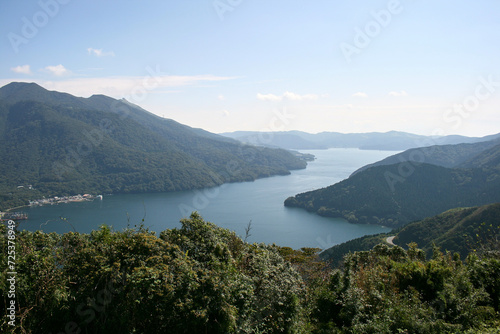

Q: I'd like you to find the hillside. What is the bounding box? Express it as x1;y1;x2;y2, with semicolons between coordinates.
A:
0;82;306;210
285;143;500;227
221;129;500;151
352;138;500;175
393;203;500;257
320;203;500;265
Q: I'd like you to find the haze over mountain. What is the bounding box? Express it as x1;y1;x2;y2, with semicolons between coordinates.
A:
221;130;500;151
0;82;306;210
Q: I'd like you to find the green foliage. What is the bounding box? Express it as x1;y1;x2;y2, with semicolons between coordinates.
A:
0;213;307;333
321;203;500;267
312;244;499;333
1;212;499;333
395;203;500;259
319;233;391;267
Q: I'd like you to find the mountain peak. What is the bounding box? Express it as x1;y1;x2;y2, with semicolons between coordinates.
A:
0;81;85;108
0;82;48;98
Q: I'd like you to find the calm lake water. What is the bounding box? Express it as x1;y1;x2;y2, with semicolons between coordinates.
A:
20;148;395;249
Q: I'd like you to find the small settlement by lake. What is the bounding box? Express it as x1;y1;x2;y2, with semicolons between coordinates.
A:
29;194;103;207
0;194;103;222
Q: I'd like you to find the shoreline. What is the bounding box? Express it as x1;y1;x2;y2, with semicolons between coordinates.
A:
5;205;30;213
2;194;103;214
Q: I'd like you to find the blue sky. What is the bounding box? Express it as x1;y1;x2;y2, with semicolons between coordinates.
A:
1;0;499;136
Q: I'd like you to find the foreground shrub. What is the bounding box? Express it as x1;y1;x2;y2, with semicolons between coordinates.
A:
0;213;306;333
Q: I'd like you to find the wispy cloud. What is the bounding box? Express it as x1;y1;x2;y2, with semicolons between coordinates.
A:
388;90;408;97
44;64;70;77
257;93;282;101
11;65;32;75
257;91;319;101
0;74;237;99
352;92;368;98
87;47;115;57
283;91;319;101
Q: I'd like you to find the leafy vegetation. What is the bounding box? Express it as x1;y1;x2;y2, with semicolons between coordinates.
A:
319;232;391;267
394;203;500;259
285;143;500;227
0;83;307;211
1;212;499;333
320;203;500;265
0;213;307;333
314;243;500;333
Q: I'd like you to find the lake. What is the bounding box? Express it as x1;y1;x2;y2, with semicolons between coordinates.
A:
19;148;396;249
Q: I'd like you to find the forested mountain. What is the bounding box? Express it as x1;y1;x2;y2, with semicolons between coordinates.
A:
320;203;500;265
394;202;500;257
221;129;500;151
352;138;500;175
285;143;500;227
0;82;306;210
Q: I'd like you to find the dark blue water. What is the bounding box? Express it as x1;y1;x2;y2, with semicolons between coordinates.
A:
20;148;395;249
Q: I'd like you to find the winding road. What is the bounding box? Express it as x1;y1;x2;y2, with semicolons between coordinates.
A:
386;236;396;246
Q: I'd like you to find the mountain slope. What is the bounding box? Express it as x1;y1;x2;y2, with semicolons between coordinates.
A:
0;82;306;210
221;131;325;149
320;203;500;265
459;142;500;169
352;138;500;175
285;143;500;227
394;203;500;257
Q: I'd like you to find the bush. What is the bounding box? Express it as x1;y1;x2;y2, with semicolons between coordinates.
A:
0;213;307;333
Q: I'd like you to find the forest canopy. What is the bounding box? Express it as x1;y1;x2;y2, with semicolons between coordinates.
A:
1;213;499;333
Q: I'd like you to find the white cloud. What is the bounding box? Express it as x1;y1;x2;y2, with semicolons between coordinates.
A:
352;92;368;98
283;91;319;101
218;94;225;101
257;91;319;101
388;90;408;97
44;64;70;77
11;65;32;75
87;47;115;57
257;93;283;101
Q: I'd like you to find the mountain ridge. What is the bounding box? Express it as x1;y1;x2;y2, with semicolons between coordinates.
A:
352;138;500;176
0;82;306;210
221;129;500;151
285;141;500;227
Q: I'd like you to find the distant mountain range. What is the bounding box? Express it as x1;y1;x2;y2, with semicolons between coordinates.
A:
221;130;500;151
285;137;500;227
0;82;306;210
320;202;500;265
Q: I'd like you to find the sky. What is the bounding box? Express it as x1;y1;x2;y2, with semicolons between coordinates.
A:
1;0;499;137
